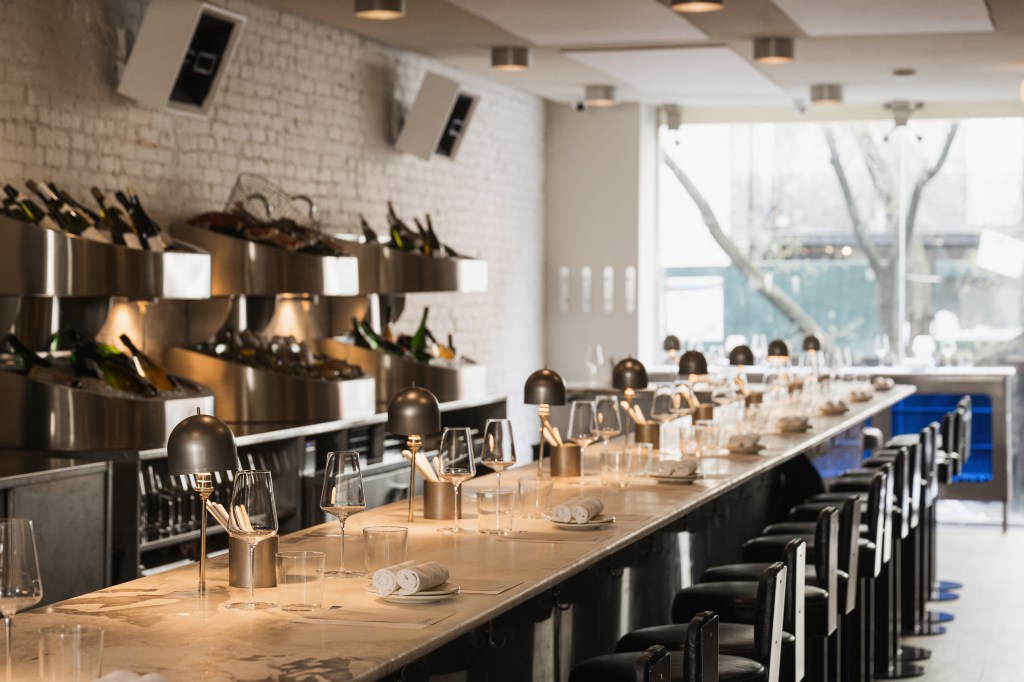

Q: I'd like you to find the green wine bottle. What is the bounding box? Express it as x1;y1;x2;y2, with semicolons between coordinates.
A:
120;334;178;392
3;334;80;387
67;329;158;397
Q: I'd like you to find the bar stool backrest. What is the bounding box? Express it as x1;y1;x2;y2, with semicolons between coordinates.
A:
957;395;972;463
782;539;806;682
813;506;839;634
836;497;862;613
754;562;787;682
870;446;911;538
685;612;719;682
633;644;672;682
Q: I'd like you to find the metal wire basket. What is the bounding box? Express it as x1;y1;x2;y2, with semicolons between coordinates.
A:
225;173;320;229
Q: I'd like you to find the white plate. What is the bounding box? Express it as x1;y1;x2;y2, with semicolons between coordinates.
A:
726;444;766;455
544;514;616;529
366;582;460;604
651;473;704;485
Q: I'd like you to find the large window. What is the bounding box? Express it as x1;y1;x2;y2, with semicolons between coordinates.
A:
656;118;1024;365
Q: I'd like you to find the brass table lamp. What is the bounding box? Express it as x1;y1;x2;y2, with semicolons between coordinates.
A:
524;367;566;477
387;385;441;522
612;357;648;448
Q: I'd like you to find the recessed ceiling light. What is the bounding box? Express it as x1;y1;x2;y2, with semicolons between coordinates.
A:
671;0;723;13
810;84;843;104
585;85;617;107
491;46;531;72
892;68;917;81
753;38;794;64
354;0;405;20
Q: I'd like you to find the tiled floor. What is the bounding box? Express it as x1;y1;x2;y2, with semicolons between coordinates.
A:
899;525;1024;680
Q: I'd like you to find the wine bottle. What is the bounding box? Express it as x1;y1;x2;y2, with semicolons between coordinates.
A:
116;186;164;251
48;182;101;225
386;201;417;251
424;214;443;256
66;329;158;397
120;334;178;391
93;188;145;249
26;180;111;243
3;334;80;387
2;185;60;230
413;218;433;256
351;317;379;351
408;308;432;362
359;214;379;243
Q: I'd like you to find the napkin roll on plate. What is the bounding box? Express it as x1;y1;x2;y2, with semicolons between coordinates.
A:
551;497;604;523
396;561;450;595
657;459;698;477
372;560;419;596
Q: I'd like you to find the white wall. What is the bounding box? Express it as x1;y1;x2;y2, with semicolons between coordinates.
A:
0;0;545;434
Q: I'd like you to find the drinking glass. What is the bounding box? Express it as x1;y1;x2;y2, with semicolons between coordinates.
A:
567;400;598;483
319;452;366;578
594;396;621;454
435;428;476;534
226;470;279;610
480;419;516;491
38;624;103;681
0;519;42;681
650;385;675;423
873;333;890;366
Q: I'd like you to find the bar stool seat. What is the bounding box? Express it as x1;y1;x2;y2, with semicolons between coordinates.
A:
701;562;848;611
571;651;767;682
618;621;796;665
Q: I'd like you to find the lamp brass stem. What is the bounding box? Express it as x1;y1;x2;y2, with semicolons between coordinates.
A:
537;404;551;477
194;473;214;594
623;388;635;449
407;436;422;522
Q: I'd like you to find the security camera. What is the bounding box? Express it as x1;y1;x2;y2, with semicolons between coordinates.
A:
573;101;587;112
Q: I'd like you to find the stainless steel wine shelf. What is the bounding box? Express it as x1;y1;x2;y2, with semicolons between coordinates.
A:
0;370;215;451
170;223;360;297
164;347;376;423
346;241;488;295
0;216;211;299
318;338;487;405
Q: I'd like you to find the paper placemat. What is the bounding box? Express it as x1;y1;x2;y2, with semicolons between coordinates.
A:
296;606;454;630
453;578;524;595
498;531;615;544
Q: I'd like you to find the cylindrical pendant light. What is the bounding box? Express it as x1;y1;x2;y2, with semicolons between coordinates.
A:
671;0;723;12
584;85;617;107
491;46;531;72
811;84;843;104
753;38;794;64
355;0;405;20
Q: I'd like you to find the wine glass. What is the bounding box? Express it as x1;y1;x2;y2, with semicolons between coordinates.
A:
585;344;605;386
320;452;366;578
480;419;516;490
650;384;676;423
567;400;599;485
226;470;279;609
873;333;890;366
435;428;476;534
594;397;622;454
940;339;957;366
751;333;768;364
0;519;42;680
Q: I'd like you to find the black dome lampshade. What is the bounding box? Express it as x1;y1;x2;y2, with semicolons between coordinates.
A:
524;368;567;406
663;335;681;352
766;338;790;361
802;335;822;352
612;357;648;391
729;344;755;366
387;385;441;436
167;412;239;476
678;350;708;377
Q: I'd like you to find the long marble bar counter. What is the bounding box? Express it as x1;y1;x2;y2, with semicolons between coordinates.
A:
12;386;913;680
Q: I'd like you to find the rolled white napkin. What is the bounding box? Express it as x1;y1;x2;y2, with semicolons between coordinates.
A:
397;561;450;595
571;497;604;524
372;560;419;596
550;498;578;523
658;459;698;477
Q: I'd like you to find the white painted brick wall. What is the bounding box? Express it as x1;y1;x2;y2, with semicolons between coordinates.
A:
0;0;544;439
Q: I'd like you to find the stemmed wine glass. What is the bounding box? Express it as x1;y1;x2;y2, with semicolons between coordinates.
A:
751;334;768;365
594;397;622;454
320;451;366;578
435;428;476;534
0;519;42;680
226;470;279;609
650;384;676;423
567;400;599;485
873;333;890;366
940;339;957;366
480;419;516;490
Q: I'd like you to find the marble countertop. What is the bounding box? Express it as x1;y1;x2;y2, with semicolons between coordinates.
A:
11;386;913;681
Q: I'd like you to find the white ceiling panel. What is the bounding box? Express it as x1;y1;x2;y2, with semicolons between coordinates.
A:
774;0;994;37
445;0;707;47
566;46;785;99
